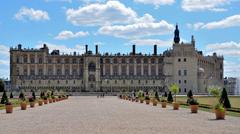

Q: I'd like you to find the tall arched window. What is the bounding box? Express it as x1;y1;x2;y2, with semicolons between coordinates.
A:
88;62;96;72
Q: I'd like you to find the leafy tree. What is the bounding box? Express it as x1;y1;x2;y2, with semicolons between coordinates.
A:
32;90;36;100
220;88;231;108
0;79;4;92
155;91;160;101
19;91;25;101
187;90;193;98
1;90;9;104
10;92;13;98
170;83;179;102
167;91;173;103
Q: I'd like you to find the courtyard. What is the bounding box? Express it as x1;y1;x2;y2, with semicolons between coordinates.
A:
0;96;240;134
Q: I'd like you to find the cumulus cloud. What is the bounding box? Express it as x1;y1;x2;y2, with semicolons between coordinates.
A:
55;30;89;40
15;7;50;21
224;60;240;77
188;14;240;30
206;41;240;57
36;42;85;54
181;0;229;12
130;39;172;47
98;20;174;39
134;0;175;8
66;1;137;26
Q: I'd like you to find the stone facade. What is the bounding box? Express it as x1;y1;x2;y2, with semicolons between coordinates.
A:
10;25;224;94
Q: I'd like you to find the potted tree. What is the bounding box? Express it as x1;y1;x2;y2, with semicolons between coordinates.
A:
19;92;27;110
170;83;180;110
187;90;199;113
209;86;225;120
161;92;168;108
29;97;35;108
5;101;13;113
145;96;150;105
47;91;53;103
1;90;12;113
43;96;48;104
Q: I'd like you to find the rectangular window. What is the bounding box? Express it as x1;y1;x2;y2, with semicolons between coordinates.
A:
179;80;181;84
178;70;181;76
178;58;181;62
184;80;187;84
184;58;186;62
184;70;187;76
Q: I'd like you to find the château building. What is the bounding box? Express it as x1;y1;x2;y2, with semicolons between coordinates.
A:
10;25;224;94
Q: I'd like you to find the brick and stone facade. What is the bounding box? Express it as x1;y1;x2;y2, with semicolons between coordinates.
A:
10;25;224;94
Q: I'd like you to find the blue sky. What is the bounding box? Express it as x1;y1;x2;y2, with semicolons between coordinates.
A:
0;0;240;79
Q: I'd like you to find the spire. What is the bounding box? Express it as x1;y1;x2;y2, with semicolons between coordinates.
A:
174;24;180;44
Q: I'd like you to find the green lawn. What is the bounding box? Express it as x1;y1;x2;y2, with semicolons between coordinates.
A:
0;98;21;110
176;96;240;108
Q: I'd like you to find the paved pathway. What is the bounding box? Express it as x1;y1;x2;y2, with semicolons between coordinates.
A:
0;97;240;134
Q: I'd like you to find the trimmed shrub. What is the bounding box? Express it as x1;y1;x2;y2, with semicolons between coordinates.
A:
32;90;36;100
187;90;193;98
10;92;14;98
164;92;168;97
155;91;160;101
220;88;231;108
167;91;173;103
0;79;4;92
19;92;25;100
1;90;9;104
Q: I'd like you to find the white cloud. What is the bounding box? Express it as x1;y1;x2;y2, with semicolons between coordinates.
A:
98;20;174;39
0;45;9;55
181;0;229;12
66;1;137;26
134;0;175;8
0;59;9;66
55;30;89;40
206;41;240;57
36;42;85;54
189;14;240;30
15;7;50;21
130;39;172;47
224;60;240;77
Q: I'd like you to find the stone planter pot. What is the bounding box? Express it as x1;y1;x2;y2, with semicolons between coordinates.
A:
38;100;43;106
215;109;225;120
153;101;158;106
145;100;150;105
53;99;56;102
173;102;179;110
5;104;13;113
190;105;198;113
161;102;167;108
30;102;35;108
20;102;27;110
44;99;48;104
135;99;139;102
140;99;144;103
49;99;53;103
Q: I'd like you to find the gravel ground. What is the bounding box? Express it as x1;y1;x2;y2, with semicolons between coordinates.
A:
0;96;239;134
